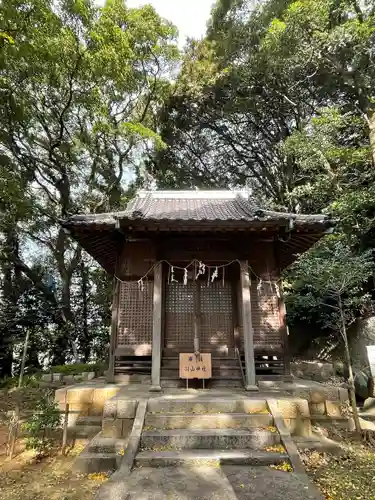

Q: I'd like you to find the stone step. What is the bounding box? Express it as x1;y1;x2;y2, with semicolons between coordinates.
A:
135;449;289;467
144;412;273;430
162;359;239;368
114;374;151;384
160;374;242;382
88;434;128;454
162;348;235;356
161;367;241;377
114;366;151;373
75;415;103;427
115;359;152;365
160;378;243;389
141;428;280;450
209;379;244;388
73;450;119;473
71;424;102;438
147;398;268;415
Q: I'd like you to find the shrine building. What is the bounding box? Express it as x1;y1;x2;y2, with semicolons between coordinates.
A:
62;190;331;391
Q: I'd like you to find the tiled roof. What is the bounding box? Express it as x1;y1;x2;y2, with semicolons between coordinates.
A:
66;190;328;226
123;191;257;221
61;190;332;274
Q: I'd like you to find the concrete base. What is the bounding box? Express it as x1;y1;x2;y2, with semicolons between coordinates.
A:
149;385;162;392
245;385;259;392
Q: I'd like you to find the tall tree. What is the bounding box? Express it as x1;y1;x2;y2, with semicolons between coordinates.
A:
0;0;178;367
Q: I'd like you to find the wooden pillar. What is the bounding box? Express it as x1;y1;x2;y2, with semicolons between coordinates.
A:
150;262;163;392
193;280;201;352
240;260;258;391
273;238;292;380
231;281;240;348
278;281;292;380
107;278;120;384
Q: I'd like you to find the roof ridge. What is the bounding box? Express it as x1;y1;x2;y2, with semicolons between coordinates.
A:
136;189;251;200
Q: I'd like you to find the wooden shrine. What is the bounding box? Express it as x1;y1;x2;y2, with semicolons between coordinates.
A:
62;190;331;390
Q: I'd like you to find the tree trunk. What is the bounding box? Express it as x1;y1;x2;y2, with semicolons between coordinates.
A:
81;261;90;362
0;227;20;377
338;295;361;433
368;107;375;168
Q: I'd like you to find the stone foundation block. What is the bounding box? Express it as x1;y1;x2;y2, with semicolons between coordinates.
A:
41;374;52;382
102;418;133;438
105;387;121;399
310;403;326;416
66;387;93;404
117;399;137;419
325;401;342;417
102;418;120;438
55;388;67;405
276;399;310;419
103;398;118;419
292;389;312;401
92;387;121;412
122;419;133;437
339;387;349;402
69;403;90;417
52;373;63;382
310;390;327;404
284;418;312;437
325;387;340;401
87;371;95;381
63;375;75;385
363;397;375;414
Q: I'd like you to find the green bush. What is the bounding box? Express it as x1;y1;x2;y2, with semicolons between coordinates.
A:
22;395;62;457
0;377;17;389
50;362;105;375
0;373;42;390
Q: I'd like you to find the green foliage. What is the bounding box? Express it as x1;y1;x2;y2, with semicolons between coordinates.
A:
0;0;179;371
22;395;62;457
149;0;375;344
285;237;374;332
50;362;105;374
0;373;42;389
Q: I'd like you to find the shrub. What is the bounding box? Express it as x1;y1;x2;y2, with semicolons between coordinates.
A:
0;373;42;390
50;362;105;375
22;395;62;457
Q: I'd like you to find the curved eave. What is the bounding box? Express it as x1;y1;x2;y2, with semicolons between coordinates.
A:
62;216;332;274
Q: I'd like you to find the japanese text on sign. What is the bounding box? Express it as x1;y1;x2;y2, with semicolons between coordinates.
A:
179;353;212;379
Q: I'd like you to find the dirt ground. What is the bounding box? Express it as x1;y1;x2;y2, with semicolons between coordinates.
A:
0;426;108;500
0;387;110;500
2;388;375;500
303;431;375;500
0;386;109;500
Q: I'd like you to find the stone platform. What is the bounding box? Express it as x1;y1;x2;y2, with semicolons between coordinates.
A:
54;378;349;475
55;377;349;424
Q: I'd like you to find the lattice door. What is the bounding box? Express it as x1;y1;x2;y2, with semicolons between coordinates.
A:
251;281;282;349
200;281;232;349
117;281;153;346
164;280;233;350
164;281;194;348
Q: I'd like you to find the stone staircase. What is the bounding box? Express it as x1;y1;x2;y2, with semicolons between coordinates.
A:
135;398;289;468
74;431;128;473
70;414;103;439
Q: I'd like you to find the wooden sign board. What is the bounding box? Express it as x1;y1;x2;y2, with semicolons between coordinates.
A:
179;353;212;379
366;346;375;378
